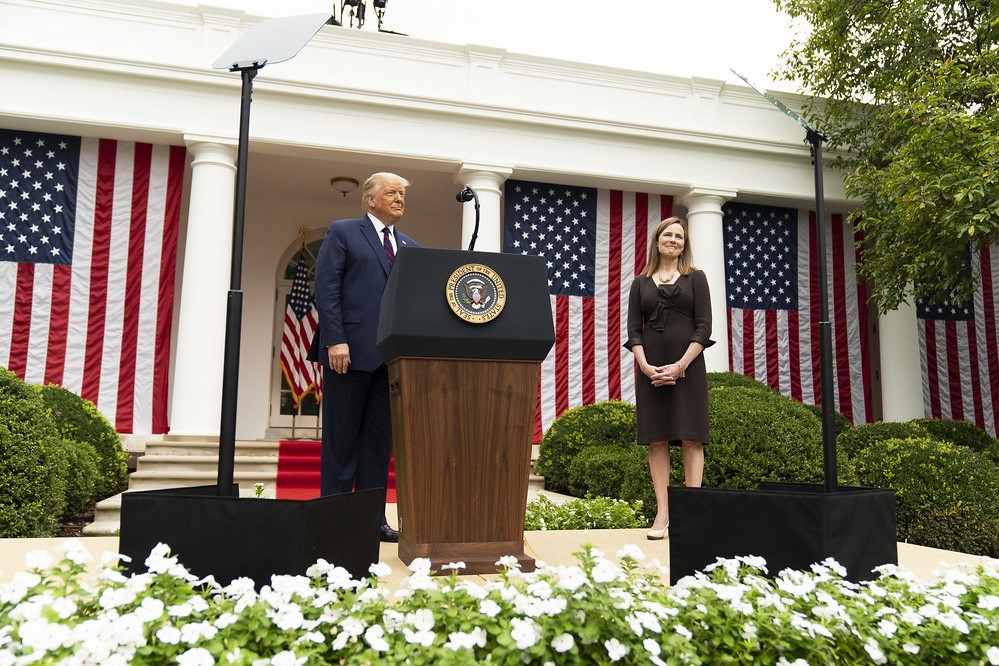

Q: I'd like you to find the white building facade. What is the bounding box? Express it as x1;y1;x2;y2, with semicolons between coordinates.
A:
1;0;930;442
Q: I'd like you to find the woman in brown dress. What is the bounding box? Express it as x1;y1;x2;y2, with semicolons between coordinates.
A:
625;216;713;540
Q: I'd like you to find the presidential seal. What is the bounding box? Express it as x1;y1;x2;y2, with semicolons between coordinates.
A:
445;263;507;323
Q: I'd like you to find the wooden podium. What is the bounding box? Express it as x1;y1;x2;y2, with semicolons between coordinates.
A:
376;247;554;574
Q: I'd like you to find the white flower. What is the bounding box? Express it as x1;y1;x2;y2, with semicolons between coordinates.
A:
17;618;72;653
592;560;624;584
616;544;645;561
358;587;388;604
605;637;628;662
270;606;306;632
864;638;887;664
176;647;214;666
551;633;574;653
643;637;662;656
134;596;165;622
442;561;466;571
404;628;436;647
978;595;999;611
479;599;502;618
340;617;365;638
496;555;521;570
675;624;692;640
527;580;553;599
270;649;307;666
877;618;897;638
24;550;53;571
986;646;999;665
368;562;392;578
180;621;218;644
56;539;94;566
156;625;182;645
554;566;588;592
214;612;239;629
408;558;432;576
364;624;390;652
510;617;542;650
409;608;435;632
99;586;137;610
444;627;487;650
902;643;919;655
167;602;195;618
937;611;970;634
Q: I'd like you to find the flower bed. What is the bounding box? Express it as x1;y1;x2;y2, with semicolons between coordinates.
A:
0;540;997;664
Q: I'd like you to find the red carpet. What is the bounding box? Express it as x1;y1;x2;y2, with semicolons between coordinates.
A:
276;440;395;502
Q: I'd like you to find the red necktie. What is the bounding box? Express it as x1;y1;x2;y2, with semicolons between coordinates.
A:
382;227;395;267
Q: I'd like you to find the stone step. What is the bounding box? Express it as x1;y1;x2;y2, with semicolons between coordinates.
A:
133;454;278;477
140;439;278;457
83;483;273;537
126;469;279;492
87;438;285;535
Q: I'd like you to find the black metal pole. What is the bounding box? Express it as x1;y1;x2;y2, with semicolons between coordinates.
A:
217;66;257;496
808;128;838;493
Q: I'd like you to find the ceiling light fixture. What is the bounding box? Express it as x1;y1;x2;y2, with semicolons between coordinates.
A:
330;176;360;197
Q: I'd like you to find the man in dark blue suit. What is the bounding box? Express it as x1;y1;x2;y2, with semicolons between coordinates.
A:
309;172;418;542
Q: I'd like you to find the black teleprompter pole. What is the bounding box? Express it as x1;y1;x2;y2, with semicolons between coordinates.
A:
808;128;838;493
217;66;257;496
730;70;840;492
211;14;330;496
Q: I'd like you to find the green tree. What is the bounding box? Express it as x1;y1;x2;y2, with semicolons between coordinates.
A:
775;0;999;311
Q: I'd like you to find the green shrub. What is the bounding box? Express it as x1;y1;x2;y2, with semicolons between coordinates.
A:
706;386;856;490
706;371;775;392
524;494;646;530
853;436;999;557
38;383;127;498
0;368;65;537
58;439;101;520
536;401;636;494
910;417;998;455
567;445;635;498
836;420;927;459
802;403;853;436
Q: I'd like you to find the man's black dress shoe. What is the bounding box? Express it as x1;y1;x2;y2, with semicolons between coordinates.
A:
379;525;399;543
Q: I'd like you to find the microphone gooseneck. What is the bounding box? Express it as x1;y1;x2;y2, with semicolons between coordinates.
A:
455;185;481;251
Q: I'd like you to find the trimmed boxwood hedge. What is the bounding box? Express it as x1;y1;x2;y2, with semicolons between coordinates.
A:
852;436;999;557
836;420;927;459
910;417;998;455
536;400;636;494
0;368;65;537
38;383;128;498
705;386;857;490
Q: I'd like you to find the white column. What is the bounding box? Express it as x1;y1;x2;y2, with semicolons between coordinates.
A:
679;187;737;372
454;163;513;253
878;300;924;422
169;137;237;435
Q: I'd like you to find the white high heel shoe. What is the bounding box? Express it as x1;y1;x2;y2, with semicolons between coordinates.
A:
646;524;669;540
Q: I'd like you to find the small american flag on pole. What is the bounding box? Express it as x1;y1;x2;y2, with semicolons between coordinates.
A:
0;128;184;434
503;179;672;441
280;255;321;406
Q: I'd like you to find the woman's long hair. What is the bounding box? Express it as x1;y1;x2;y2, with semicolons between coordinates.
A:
640;216;695;278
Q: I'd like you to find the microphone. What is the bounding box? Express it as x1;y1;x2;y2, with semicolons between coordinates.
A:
455;185;480;251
